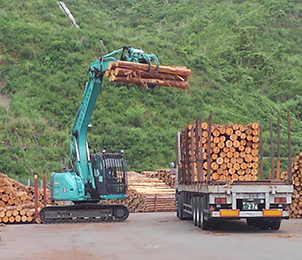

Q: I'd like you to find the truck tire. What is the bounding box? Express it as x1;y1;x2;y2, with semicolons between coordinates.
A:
270;220;281;230
193;197;198;226
196;201;201;227
177;193;185;220
197;197;211;230
259;220;270;230
177;193;191;220
200;210;211;230
257;219;281;230
247;218;263;228
246;218;258;226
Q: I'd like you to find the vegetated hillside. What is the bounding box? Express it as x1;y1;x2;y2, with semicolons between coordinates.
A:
0;0;302;178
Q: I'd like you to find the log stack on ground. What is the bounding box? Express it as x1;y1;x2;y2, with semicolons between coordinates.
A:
281;152;302;218
0;172;45;224
100;171;175;213
179;121;260;183
126;171;175;212
141;169;176;188
99;187;147;213
105;60;191;89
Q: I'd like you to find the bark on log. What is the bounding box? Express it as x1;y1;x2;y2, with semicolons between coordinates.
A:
106;61;191;89
114;68;188;81
110;60;192;76
109;75;188;89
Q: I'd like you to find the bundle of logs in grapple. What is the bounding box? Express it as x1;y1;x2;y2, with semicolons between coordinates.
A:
281;152;302;218
0;173;46;224
179;121;260;183
105;61;191;89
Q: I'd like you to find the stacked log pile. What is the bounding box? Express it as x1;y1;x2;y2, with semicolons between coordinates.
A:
144;195;175;212
0;173;45;223
128;172;175;212
281;152;302;218
105;60;191;89
141;169;176;188
179;121;260;183
100;172;175;213
99;187;147;213
1;170;176;218
127;171;175;195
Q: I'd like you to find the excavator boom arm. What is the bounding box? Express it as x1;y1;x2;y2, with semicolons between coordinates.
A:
41;45;190;223
69;46;159;190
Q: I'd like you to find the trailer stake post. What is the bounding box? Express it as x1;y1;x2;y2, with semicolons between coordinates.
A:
269;119;274;180
260;125;264;180
34;175;38;220
287;112;292;183
276;115;281;180
206;112;212;184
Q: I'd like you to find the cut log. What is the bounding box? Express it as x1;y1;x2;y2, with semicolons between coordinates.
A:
109;75;188;89
6;210;12;217
114;68;188;81
9;216;14;223
15;215;21;222
106;60;191;89
2;194;9;202
110;60;192;76
2;216;8;223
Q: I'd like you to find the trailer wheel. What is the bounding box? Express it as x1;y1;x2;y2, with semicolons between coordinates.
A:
177;193;184;220
197;197;211;230
246;218;258;226
256;219;281;230
197;203;202;228
200;210;211;230
177;193;191;220
270;220;281;230
247;218;262;228
193;198;197;226
259;221;270;230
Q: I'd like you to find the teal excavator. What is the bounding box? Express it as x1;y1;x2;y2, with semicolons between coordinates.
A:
39;46;160;223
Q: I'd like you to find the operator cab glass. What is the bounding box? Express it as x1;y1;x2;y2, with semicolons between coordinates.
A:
91;151;127;197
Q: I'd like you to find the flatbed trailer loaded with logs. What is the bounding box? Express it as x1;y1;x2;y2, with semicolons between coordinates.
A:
175;113;293;230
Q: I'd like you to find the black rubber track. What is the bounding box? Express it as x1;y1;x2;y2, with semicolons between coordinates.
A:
39;203;129;224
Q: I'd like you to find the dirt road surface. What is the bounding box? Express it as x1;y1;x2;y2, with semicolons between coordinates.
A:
1;212;302;260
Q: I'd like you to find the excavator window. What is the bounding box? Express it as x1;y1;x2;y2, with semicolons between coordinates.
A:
103;157;126;195
91;152;127;196
91;155;104;182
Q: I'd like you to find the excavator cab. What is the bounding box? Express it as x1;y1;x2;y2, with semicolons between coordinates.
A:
91;150;127;200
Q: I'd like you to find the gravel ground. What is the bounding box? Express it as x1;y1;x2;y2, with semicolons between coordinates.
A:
1;212;302;260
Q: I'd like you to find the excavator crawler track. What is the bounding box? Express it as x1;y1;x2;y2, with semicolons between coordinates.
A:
39;203;129;224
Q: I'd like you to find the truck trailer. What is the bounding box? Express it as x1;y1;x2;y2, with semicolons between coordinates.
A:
175;114;293;230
